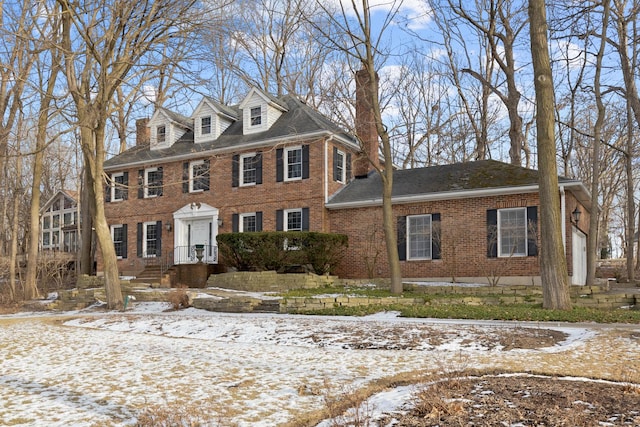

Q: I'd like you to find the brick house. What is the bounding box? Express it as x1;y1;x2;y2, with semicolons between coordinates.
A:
103;85;362;279
326;161;591;285
103;72;592;286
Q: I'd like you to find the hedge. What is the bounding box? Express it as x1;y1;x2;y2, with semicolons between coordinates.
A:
217;232;348;275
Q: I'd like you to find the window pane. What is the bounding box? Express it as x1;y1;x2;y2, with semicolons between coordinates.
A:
499;209;526;256
287;210;302;231
114;174;125;200
146;223;157;256
64;213;72;225
201;116;211;134
242;214;256;232
157;125;165;142
408;215;432;259
147;169;162;197
287;148;302;179
336;151;344;181
43;216;50;230
192;162;209;191
113;226;124;257
250;107;262;126
242;155;257;184
53;215;60;228
43;232;50;246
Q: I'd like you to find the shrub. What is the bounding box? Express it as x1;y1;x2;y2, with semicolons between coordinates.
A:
217;232;348;274
166;287;189;310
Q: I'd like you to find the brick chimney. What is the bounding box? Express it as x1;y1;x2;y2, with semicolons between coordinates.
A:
354;69;380;178
136;118;150;146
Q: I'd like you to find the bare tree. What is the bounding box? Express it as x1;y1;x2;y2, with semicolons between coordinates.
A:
529;0;571;309
448;0;531;166
311;0;404;293
56;0;204;309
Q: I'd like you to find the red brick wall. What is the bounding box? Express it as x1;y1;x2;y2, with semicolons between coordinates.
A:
328;193;545;280
102;137;358;275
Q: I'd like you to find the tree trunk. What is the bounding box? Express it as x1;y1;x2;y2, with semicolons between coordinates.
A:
587;0;610;285
79;164;95;275
9;147;22;301
86;124;123;310
528;0;571;310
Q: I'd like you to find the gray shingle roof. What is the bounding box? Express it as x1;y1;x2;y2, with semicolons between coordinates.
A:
327;160;585;207
105;95;355;169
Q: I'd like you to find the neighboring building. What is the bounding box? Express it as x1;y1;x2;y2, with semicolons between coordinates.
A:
40;190;80;253
103;71;592;286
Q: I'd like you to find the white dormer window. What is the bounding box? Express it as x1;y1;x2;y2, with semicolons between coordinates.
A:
201;116;211;135
157;125;166;143
250;107;262;126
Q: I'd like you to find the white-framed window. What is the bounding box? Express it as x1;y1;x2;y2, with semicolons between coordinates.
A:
250;106;262;126
43;216;50;230
143;221;158;257
157;125;166;143
240;213;257;232
145;167;163;198
498;207;527;257
111;172;126;201
189;160;209;192
42;232;50;247
284;208;303;231
63;212;72;226
407;214;432;260
240;153;258;186
201;116;211;135
335;149;345;183
111;224;126;259
285;146;302;181
53;214;60;228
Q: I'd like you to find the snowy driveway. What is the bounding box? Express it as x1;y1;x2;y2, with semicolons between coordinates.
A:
0;304;639;426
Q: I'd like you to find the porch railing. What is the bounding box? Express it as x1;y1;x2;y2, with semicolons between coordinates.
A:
173;244;218;265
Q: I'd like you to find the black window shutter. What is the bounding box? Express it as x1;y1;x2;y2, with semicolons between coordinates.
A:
183;162;189;193
122;172;129;200
346;153;352;181
157;167;163;196
302;208;310;231
137;222;143;257
276;149;284;182
527;206;538;256
138;170;144;199
255;153;263;184
397;216;407;261
432;213;441;260
203;159;210;191
122;224;128;259
156;220;162;256
487;209;498;258
256;211;263;231
232;154;239;187
333;147;339;181
276;209;284;231
232;214;239;232
302;145;310;179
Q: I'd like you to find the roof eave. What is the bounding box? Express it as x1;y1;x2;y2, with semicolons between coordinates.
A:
326;185;543;209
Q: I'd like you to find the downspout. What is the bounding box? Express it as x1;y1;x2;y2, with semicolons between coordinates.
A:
559;185;567;252
324;134;336;204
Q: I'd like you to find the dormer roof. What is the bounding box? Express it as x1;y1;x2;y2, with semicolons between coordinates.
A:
196;96;239;121
238;87;289;112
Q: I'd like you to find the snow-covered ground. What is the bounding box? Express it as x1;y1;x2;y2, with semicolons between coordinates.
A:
0;302;638;426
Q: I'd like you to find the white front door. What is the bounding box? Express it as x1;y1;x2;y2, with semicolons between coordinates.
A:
572;227;587;285
172;203;219;264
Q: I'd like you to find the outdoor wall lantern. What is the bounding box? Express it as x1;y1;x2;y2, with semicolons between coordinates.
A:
571;207;581;225
217;218;223;228
165;222;172;232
